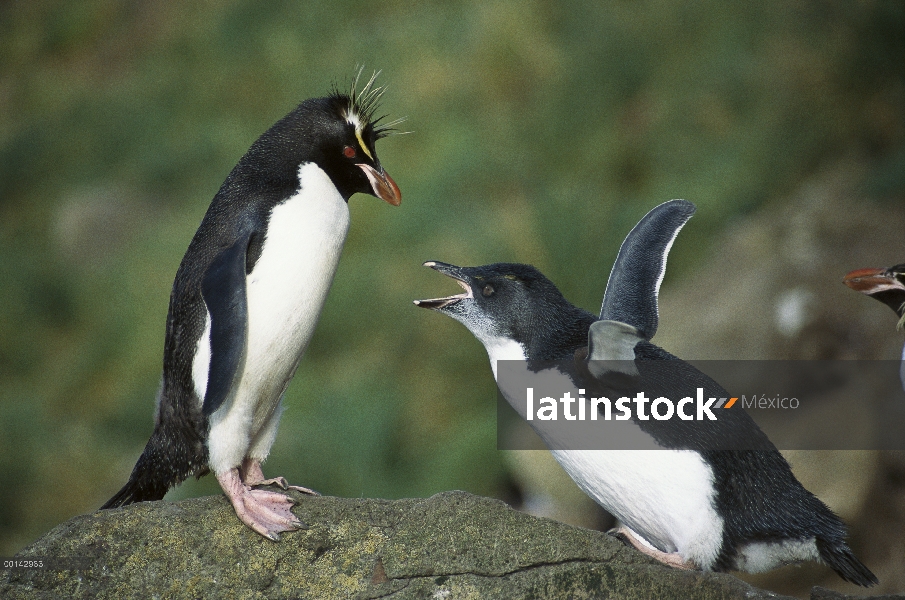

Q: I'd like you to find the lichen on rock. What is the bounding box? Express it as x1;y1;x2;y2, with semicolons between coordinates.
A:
0;490;843;599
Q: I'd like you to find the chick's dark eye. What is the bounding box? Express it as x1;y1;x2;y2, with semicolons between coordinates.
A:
482;284;495;297
343;146;356;158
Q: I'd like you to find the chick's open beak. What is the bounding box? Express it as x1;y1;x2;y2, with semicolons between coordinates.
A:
413;261;473;310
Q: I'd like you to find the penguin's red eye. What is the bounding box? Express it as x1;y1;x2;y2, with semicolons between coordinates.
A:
343;146;357;158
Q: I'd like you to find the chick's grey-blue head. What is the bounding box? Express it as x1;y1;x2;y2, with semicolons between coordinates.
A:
414;261;596;361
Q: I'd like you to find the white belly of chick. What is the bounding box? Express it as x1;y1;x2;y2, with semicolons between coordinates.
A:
492;358;724;568
550;448;724;569
205;162;350;474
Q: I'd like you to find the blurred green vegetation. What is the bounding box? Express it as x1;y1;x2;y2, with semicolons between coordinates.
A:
0;0;902;556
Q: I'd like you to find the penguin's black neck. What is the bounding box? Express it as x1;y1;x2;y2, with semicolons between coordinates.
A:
521;302;597;361
872;289;905;320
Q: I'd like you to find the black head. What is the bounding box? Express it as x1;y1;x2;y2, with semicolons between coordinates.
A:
228;71;402;205
414;261;596;360
844;264;905;327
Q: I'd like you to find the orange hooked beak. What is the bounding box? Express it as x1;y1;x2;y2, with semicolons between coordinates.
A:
843;267;893;294
358;164;401;206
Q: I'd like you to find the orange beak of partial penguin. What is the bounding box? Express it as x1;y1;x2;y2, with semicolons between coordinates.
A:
843;267;897;294
358;164;401;206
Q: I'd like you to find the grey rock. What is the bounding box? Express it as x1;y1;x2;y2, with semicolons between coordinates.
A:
1;490;797;600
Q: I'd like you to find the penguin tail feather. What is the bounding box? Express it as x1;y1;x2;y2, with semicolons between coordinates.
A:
100;451;173;509
816;538;878;587
100;478;165;509
100;427;207;510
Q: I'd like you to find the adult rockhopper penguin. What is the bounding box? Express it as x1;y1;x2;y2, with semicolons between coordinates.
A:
101;72;402;541
844;264;905;391
415;200;877;586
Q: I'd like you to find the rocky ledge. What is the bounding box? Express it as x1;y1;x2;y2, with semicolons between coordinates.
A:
1;490;892;599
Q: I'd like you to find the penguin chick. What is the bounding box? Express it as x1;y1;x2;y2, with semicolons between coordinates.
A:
415;200;877;586
844;264;905;391
102;71;402;541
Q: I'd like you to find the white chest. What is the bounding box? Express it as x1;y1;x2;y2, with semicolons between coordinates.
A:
193;162;350;415
483;336;527;380
243;162;350;369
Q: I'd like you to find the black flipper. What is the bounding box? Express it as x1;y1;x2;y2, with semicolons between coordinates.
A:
200;235;251;416
599;199;696;340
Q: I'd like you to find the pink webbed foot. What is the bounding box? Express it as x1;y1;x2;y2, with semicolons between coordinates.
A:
610;526;696;570
241;459;321;496
216;468;305;541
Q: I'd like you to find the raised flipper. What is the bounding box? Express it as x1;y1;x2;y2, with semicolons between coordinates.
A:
587;200;695;384
599;200;696;340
